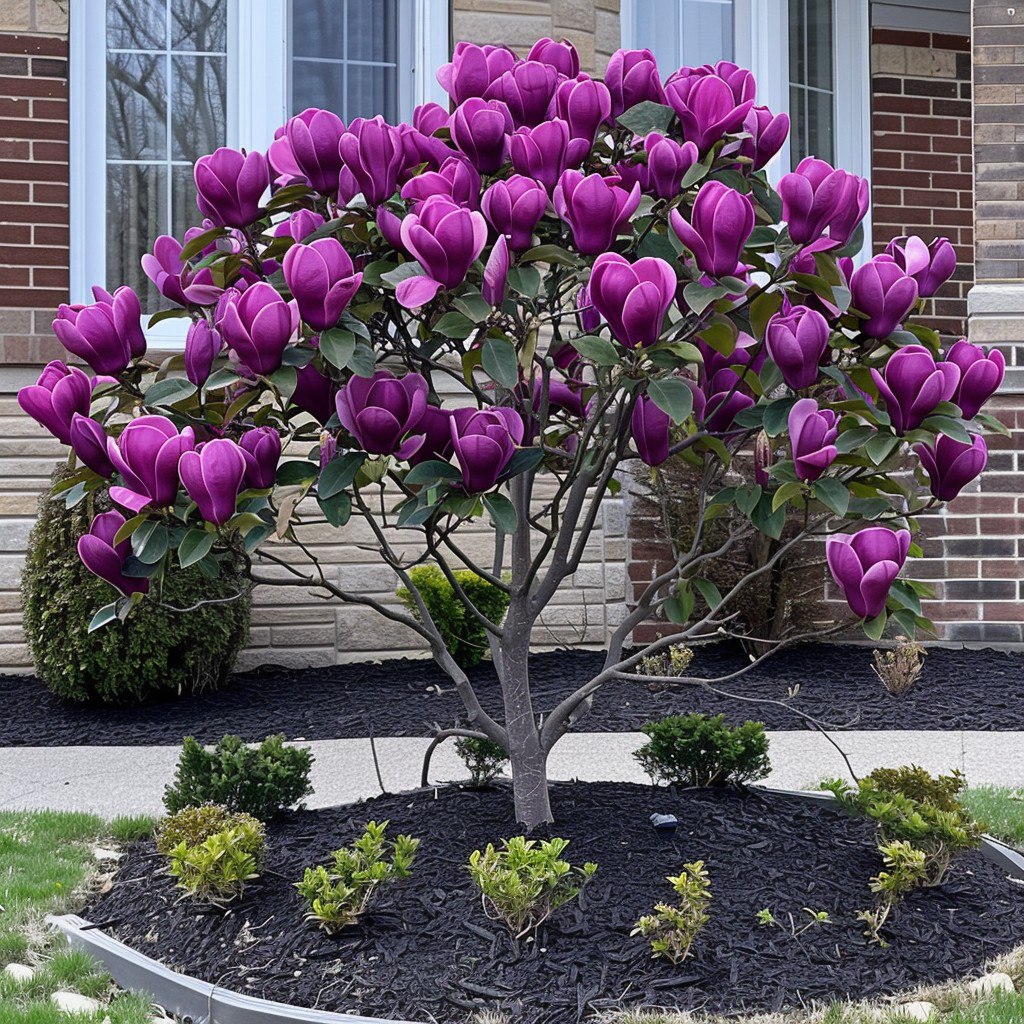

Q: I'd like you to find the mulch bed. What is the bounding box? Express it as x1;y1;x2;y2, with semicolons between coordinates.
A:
4;642;1024;747
85;781;1024;1023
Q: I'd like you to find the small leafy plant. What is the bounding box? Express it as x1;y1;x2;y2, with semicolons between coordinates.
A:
872;636;926;695
166;817;266;905
859;839;929;946
634;713;771;788
295;820;420;935
164;734;314;819
756;905;832;937
467;836;597;939
455;736;508;786
632;860;711;964
638;644;695;679
156;803;260;855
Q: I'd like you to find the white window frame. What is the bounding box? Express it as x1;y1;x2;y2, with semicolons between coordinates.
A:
70;0;450;344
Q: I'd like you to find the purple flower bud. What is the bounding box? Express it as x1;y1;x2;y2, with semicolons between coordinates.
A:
107;415;195;514
184;319;223;386
588;252;676;349
194;147;268;228
449;406;525;492
217;282;297;376
78;510;149;596
870;343;960;434
631;393;672;466
703;381;755;435
318;431;337;472
336;369;429;458
17;360;92;444
664;68;755;151
553;170;641;255
70;413;113;476
633;132;700;200
283;237;363;332
273;209;326;241
291;359;337;424
481;175;547;250
669;180;755;278
285;108;346;195
778;157;869;247
406;405;455;467
754;429;772;485
376;206;406;252
555;75;612;145
788;397;838;482
575;283;600;334
401;156;481;209
850;256;919;339
450;97;513;174
696;331;764;383
485;60;560;128
765;304;829;390
885;235;957;299
52;286;147;376
528;37;580;78
179;438;248;525
510;119;582;193
268;122;306;186
605;49;666;119
338;115;405;207
413;102;450;137
397;122;455;180
483;234;510;307
239;425;281;489
944;339;1005;420
437;42;518;105
740;105;789;171
826;527;911;620
142;235;190;306
915;433;987;502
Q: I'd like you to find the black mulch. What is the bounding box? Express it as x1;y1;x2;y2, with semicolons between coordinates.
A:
4;642;1024;748
84;782;1024;1023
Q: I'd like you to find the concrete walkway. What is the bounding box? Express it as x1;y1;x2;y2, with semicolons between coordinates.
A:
2;730;1022;817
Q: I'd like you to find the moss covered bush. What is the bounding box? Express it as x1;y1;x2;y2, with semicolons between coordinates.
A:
22;465;251;703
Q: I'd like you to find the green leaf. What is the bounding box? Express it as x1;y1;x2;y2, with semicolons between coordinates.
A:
145;377;197;408
482;492;517;534
381;262;426;287
925;415;973;444
772;480;805;512
571;334;620;366
178;528;215;569
693;577;724;613
179;225;228;261
88;602;120;633
813;477;850;517
404;459;461;486
763;397;798;437
617;100;676;136
203;367;241;391
865;433;900;466
519;243;577;266
112;513;149;546
665;581;696;624
506;265;542;297
501;447;544;480
434;311;476;340
348;343;377;377
888;579;922;617
318;489;352;527
276;459;319;486
482;337;520;389
751;492;785;539
734;485;762;516
749;291;783;340
268;365;297;401
647;377;694;424
243;522;274;553
132;522;169;564
453;290;493;322
863;608;887;641
682;281;728;315
319;328;357;370
318;451;366;499
835;426;876;454
147;307;189;328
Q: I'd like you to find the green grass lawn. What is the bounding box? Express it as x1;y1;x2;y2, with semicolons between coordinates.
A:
962;788;1024;848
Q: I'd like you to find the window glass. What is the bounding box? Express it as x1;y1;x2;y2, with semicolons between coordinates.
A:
631;0;734;77
105;0;228;307
788;0;835;166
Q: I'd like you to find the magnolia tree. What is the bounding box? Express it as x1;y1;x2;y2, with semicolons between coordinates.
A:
20;39;1005;826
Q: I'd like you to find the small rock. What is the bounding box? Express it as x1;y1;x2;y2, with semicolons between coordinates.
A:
50;991;101;1014
92;847;121;862
3;963;34;983
891;1002;936;1022
969;972;1016;995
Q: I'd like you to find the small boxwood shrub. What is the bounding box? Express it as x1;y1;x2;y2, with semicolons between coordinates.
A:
156;804;258;855
22;466;251;703
634;713;771;788
455;736;508;786
397;565;510;669
163;734;314;819
166;816;266;905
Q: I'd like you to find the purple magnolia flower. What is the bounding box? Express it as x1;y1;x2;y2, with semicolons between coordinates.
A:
664;68;755;151
239;426;281;489
528;37;579;77
754;430;773;485
437;42;518;105
630;132;699;200
850;256;919;339
179;438;248;526
283;238;363;332
77;510;149;596
184;320;223;387
870;343;960;434
485;60;560;128
885;235;957;299
740;105;789;171
406;405;454;467
69;413;113;476
915;433;987;502
273;209;326;241
554;75;611;145
481;175;547;250
17;360;92;444
291;360;337;424
450;97;514;174
335;369;429;458
553;170;641;255
669;181;754;278
401;156;481;209
944;339;1005;419
217;282;297;376
510;119;583;193
788;398;838;482
450;406;525;492
483;234;510;307
588;253;676;349
396;195;488;308
142;235;191;306
268;121;306;186
194;147;268;228
285;108;346;195
702;376;755;434
338;116;405;207
413;101;450;137
632;393;672;467
52;286;147;376
779;157;869;247
826;527;911;620
107;415;195;513
575;283;600;334
376;206;406;252
398;121;455;180
605;48;666;118
765;304;830;390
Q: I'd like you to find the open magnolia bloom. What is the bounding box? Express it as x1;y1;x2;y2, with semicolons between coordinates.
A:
20;37;1004;828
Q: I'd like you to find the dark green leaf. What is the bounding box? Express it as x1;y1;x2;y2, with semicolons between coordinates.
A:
268;365;297;401
482;337;520;389
203;367;241;391
692;577;723;613
318;489;352;527
133;522;169;564
275;459;319;486
453;291;492;323
434;311;476;340
88;602;119;633
404;459;461;486
147;307;189;328
319;328;357;370
865;433;900;466
647;377;694;424
381;262;426;287
863;608;887;640
571;334;620;366
507;265;542;297
501;447;544;479
925;415;973;445
348;343;377;377
813;477;850;517
178;528;215;568
682;281;728;315
145;377;197;408
519;244;577;266
180;226;228;261
750;492;785;539
772;480;805;512
617;100;676;136
318;451;366;499
835;426;876;454
483;492;517;534
763;397;798;437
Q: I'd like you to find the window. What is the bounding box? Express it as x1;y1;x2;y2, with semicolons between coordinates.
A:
71;0;449;332
788;0;834;165
630;0;735;70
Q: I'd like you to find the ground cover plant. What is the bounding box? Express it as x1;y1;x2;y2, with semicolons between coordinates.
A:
18;36;1005;827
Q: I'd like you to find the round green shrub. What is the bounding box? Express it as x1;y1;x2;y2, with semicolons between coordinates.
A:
22;465;251;703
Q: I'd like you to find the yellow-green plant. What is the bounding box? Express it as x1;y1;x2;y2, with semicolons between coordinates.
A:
167;817;265;905
632;861;711;963
858;839;929;946
155;803;258;855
